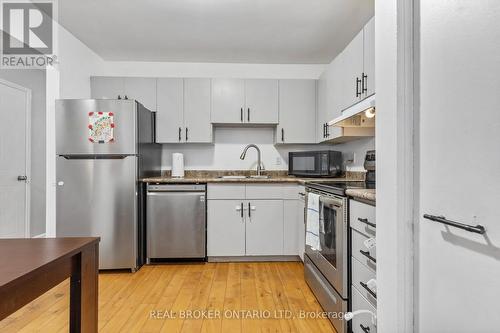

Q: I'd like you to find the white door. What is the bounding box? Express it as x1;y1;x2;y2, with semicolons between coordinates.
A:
124;77;157;111
156;78;184;143
277;80;317;144
337;30;364;111
90;76;124;99
207;200;246;256
244;79;279;124
211;78;245;124
317;70;328;142
362;17;375;97
184;78;212;143
0;80;30;238
245;200;283;255
417;2;500;332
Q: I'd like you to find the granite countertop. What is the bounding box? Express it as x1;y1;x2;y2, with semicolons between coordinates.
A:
345;188;376;203
142;170;366;185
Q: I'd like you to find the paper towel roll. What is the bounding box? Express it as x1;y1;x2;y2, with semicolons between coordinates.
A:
171;153;184;178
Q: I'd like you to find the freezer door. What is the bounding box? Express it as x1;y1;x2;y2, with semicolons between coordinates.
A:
56;99;137;155
56;155;137;270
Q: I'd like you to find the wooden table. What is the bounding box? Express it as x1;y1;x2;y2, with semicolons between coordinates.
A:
0;237;100;332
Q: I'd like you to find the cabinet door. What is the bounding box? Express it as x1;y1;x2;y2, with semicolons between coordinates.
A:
156;78;184;143
283;200;299;255
363;17;375;97
211;78;245;123
207;200;246;256
298;196;306;261
124;77;157;111
338;29;364;111
246;200;283;255
245;79;279;124
317;71;328;142
184;78;212;143
278;80;317;144
90;77;124;99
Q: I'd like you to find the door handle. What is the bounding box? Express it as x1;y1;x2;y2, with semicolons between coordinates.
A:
359;281;377;299
247;108;250;122
360;324;371;333
359;250;376;263
326;124;329;137
356;77;362;97
118;95;121;99
358;217;376;228
185;127;188;141
241;202;244;218
17;175;27;181
281;128;284;142
362;72;368;94
178;127;182;141
248;202;251;218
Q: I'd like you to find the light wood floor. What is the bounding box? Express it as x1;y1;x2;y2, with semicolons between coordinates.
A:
0;262;336;333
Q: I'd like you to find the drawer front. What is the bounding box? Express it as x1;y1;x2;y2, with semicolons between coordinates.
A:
350;200;376;236
352;229;376;272
351;287;377;333
352;256;377;307
245;184;285;199
304;256;347;333
207;184;245;199
282;184;302;200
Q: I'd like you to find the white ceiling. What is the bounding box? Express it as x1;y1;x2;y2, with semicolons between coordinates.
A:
59;0;374;64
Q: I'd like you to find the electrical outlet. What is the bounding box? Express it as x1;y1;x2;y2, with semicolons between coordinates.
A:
344;152;355;164
276;157;282;165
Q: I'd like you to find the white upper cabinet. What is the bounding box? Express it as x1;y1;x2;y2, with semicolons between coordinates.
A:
156;78;184;143
317;71;329;142
244;79;279;124
277;79;317;144
337;29;364;111
183;78;212;143
91;77;124;100
363;17;375;97
211;78;278;124
123;78;157;111
211;78;245;123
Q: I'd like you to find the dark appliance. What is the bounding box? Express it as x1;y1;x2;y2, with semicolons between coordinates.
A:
288;150;343;177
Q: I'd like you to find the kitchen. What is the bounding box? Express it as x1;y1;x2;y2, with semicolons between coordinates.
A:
0;1;499;333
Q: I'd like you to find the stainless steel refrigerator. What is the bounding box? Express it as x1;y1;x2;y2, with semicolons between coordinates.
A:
55;99;161;271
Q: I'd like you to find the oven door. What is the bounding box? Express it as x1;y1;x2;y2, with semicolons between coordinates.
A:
305;194;348;298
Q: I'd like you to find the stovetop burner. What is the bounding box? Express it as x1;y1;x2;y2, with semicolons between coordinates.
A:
306;181;375;196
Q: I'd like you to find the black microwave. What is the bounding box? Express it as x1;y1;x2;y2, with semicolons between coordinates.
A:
288;150;343;177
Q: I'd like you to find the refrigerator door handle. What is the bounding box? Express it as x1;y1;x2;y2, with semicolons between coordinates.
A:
60;154;132;160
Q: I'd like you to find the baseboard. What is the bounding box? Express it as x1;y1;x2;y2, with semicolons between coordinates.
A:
208;255;301;263
32;233;46;238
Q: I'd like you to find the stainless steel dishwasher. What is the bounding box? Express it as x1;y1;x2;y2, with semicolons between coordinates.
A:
146;184;206;261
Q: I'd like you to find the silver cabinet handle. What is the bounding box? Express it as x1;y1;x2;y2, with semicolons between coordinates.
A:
423;214;486;234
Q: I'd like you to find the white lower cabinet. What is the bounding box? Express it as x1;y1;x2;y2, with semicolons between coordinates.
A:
207;200;246;256
246;200;283;255
207;184;304;258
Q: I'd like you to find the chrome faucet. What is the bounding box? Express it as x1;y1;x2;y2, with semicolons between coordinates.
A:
240;144;263;176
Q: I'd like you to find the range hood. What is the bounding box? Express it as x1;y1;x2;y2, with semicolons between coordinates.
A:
328;95;375;128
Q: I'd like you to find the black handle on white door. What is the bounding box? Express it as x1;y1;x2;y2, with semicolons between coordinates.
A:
185;127;188;141
356;77;362;97
248;202;251;218
281;128;284;142
117;95;121;99
247;108;250;122
240;202;244;218
423;214;486;234
240;108;243;122
360;281;377;299
358;217;376;228
360;324;371;333
362;73;368;93
178;127;181;141
17;175;27;181
360;250;377;263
